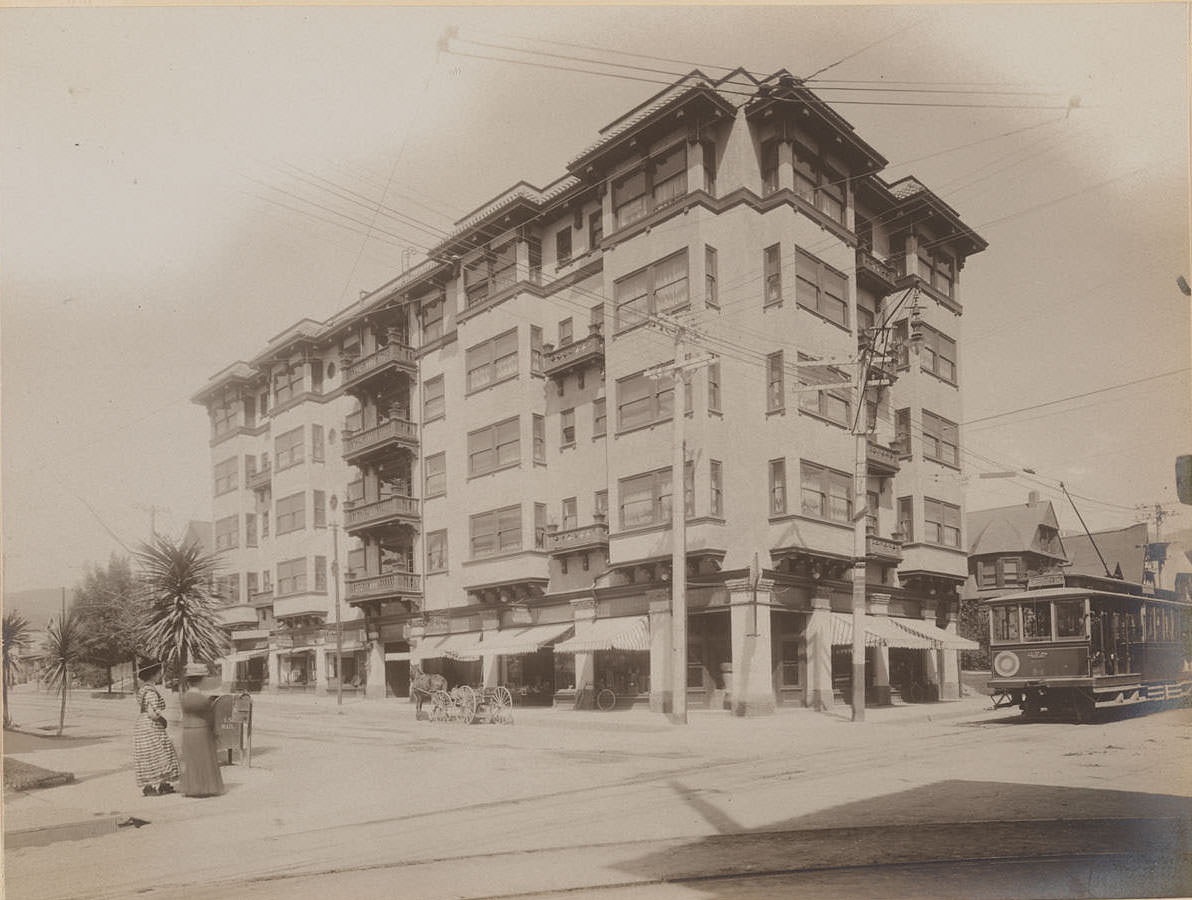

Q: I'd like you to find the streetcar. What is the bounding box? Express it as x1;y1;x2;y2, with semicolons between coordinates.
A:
985;573;1192;721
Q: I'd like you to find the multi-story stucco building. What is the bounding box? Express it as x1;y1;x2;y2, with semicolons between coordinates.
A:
193;68;986;713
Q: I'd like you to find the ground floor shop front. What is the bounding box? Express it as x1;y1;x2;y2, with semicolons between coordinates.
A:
344;578;976;715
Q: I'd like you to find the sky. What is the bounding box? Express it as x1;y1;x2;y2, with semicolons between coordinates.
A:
2;3;1189;595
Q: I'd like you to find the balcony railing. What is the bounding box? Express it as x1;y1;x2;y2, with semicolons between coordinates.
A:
856;248;898;293
866;440;901;476
246;462;272;492
345;570;422;603
342;342;417;390
344;494;420;532
342;418;419;461
545;521;610;554
866;534;904;562
542;329;604;379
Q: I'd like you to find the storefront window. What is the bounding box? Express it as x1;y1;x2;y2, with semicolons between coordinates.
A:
553;653;576;692
501;650;556;705
595;650;650;696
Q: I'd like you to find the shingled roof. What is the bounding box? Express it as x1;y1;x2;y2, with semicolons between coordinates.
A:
968;499;1065;560
1062;522;1149;582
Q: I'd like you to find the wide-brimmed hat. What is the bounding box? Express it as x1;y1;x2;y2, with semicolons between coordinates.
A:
137;661;162;677
183;663;208;678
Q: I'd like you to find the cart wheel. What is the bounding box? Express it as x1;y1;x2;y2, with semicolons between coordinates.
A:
596;688;616;711
455;685;478;724
496;686;514;723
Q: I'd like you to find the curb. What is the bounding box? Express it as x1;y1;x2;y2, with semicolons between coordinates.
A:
6;816;128;850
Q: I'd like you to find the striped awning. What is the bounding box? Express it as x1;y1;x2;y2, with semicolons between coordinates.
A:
891;618;980;651
416;631;485;661
450;622;575;659
554;616;650;653
830;613;935;649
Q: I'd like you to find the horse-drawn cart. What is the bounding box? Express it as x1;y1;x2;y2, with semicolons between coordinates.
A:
428;685;514;724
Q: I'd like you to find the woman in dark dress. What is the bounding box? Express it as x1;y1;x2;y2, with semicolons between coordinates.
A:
179;663;224;798
132;662;179;796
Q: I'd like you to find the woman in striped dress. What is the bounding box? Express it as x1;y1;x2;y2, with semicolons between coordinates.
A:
133;663;180;796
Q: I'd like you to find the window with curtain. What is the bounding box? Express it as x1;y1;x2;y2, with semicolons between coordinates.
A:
800;462;852;524
614;249;689;331
617;371;674;431
468;417;521;476
470;505;522;557
795;247;848;328
466;329;519;392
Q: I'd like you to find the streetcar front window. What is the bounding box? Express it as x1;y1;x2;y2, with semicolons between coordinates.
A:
991;606;1019;642
1023;601;1052;641
1054;599;1087;638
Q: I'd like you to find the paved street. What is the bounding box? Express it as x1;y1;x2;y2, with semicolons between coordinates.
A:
4;686;1190;899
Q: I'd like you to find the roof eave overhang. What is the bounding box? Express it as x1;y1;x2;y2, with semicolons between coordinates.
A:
896;194;988;256
744;90;888;176
566;86;736;178
432;195;542;257
190;364;259;405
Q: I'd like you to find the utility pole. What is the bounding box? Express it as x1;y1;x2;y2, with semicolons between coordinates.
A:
788;286;918;723
330;497;344;709
645;314;715;725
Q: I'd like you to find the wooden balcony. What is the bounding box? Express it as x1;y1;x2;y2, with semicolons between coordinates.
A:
866;534;905;563
342;343;417;392
542;329;604;380
856;248;898;295
346;570;422;606
344;494;420;534
342;418;419;464
866;440;901;477
545;521;610;555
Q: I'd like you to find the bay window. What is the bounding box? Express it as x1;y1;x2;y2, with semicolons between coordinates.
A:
614;249;689;331
800;462;852;524
612;143;687;229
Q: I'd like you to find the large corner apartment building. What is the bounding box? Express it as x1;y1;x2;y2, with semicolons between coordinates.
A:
192;68;986;714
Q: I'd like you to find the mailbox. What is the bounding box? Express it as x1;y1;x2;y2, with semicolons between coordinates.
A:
210;692;253;767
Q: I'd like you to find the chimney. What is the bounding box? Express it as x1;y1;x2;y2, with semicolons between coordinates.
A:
1027;491;1039;507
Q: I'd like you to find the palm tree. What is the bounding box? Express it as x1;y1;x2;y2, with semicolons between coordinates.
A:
42;609;86;735
3;610;35;728
135;535;227;683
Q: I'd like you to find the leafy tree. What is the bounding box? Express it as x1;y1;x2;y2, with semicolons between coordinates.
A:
42;609;86;735
135;535;227;683
3;610;35;728
957;597;990;671
72;554;142;692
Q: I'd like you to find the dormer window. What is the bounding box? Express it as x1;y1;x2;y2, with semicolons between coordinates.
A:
612;143;687;229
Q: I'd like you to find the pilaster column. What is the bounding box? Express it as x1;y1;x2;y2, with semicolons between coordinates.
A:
777;140;795;192
266;648;281;694
220;655;235;692
647;589;672;714
728;577;775;717
366;638;386;699
868;593;892;706
806;597;834;710
921;599;941;701
570;598;598;700
479;609;501;689
939;617;962;701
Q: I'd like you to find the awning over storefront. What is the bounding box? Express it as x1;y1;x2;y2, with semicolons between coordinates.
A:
890;618;980;651
829;613;936;649
554;616;650;653
416;632;485;661
450;622;575;658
